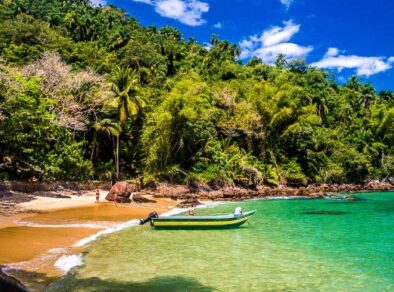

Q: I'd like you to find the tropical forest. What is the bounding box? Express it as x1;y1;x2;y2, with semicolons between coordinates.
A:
1;0;393;188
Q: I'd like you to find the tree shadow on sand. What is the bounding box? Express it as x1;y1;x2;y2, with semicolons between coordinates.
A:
47;273;215;292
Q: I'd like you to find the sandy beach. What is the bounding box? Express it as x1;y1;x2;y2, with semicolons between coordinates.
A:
0;191;178;288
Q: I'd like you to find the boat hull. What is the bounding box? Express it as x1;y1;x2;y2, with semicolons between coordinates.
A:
152;210;256;229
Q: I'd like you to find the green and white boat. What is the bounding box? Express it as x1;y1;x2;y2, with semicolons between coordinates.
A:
151;210;256;229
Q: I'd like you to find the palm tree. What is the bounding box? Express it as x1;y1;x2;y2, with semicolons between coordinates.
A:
109;66;145;179
90;119;121;163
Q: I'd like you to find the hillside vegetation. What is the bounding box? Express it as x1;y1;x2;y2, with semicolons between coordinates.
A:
0;0;393;187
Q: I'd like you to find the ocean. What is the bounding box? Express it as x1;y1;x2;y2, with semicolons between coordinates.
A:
48;192;394;291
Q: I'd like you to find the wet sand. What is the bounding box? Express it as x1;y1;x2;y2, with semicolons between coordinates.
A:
0;226;97;264
0;195;177;287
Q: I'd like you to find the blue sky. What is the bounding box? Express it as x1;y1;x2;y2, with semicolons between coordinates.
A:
101;0;394;91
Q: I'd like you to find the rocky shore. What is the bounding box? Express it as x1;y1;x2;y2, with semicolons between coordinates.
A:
1;180;393;216
142;180;394;201
66;179;394;206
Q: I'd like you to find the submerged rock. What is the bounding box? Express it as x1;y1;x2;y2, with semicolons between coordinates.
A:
344;195;361;201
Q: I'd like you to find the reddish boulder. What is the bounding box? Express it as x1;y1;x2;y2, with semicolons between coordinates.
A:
105;181;140;202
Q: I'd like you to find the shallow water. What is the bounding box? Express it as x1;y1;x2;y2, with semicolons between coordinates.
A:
49;192;394;291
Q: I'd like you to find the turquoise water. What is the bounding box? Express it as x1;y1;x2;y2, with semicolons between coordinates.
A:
49;192;394;291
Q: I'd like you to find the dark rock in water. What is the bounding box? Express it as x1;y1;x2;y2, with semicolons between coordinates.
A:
325;194;343;200
0;268;29;292
116;196;131;203
177;198;201;208
105;181;140;202
344;195;360;201
302;210;348;215
132;194;156;203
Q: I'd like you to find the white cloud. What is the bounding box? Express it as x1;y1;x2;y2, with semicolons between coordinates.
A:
324;47;339;57
90;0;107;6
262;20;300;47
280;0;294;9
213;22;222;29
133;0;153;3
311;48;394;76
239;20;313;63
133;0;209;26
254;43;312;64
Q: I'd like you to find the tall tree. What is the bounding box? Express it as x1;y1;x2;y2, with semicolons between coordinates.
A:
109;66;144;179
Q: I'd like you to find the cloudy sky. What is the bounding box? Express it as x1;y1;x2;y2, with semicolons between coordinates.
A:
98;0;393;91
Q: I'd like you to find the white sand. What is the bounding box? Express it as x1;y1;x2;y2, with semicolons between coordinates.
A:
19;192;106;212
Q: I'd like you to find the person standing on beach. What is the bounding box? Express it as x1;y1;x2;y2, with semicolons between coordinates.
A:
95;189;100;203
188;206;195;216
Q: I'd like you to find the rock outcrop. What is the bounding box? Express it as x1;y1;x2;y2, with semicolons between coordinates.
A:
150;181;393;201
0;268;29;292
177;198;201;208
105;181;145;203
132;194;156;203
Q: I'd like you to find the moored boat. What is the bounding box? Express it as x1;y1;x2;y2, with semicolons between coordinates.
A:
151;210;256;229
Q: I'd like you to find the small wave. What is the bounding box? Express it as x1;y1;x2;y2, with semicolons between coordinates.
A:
48;248;66;254
73;207;192;247
52;203;223;273
54;254;83;272
6;247;66;272
73;219;140;247
197;201;226;208
17;221;108;229
73;202;225;248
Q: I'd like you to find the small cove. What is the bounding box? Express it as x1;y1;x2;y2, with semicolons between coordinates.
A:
48;192;394;291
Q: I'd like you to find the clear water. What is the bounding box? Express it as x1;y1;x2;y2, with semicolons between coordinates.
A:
49;192;394;291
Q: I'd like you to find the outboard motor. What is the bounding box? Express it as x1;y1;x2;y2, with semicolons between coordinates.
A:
139;211;158;225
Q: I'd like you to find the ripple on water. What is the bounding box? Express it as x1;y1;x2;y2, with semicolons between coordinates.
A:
49;192;394;291
301;210;350;215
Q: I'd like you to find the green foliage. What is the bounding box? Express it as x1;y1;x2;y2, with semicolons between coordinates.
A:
190;139;265;188
44;140;93;181
0;0;393;184
280;160;308;186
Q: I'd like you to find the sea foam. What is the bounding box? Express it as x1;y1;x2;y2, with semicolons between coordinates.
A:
54;254;83;272
56;203;225;272
73;219;140;247
73;203;225;247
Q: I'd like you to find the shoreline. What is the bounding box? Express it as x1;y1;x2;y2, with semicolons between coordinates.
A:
1;180;393;218
0;181;393;290
0;191;182;290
